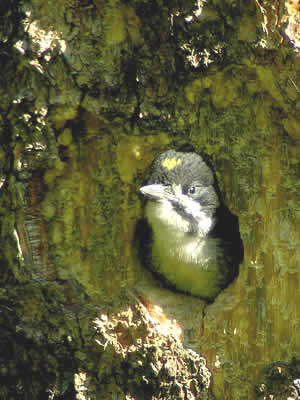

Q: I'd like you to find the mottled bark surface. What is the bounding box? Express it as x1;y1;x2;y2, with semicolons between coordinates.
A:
0;0;299;399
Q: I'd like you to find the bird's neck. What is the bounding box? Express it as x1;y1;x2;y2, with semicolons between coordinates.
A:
194;213;215;237
145;200;214;238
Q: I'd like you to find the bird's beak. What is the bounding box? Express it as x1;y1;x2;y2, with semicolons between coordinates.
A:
140;184;172;201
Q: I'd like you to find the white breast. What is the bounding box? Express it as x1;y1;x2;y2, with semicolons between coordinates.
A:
144;200;226;300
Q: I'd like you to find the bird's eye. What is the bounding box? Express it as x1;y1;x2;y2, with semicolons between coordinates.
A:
189;186;196;195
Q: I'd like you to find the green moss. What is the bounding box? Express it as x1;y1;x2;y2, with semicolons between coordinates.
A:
1;212;15;237
116;137;149;183
57;128;73;146
50;106;78;129
238;15;257;42
0;146;5;170
126;7;142;44
177;116;185;129
255;65;286;109
50;223;63;245
116;133;171;183
254;100;271;132
103;0;127;46
146;133;170;146
282;117;300;139
188;113;197;125
185;79;202;104
211;72;240;108
41;199;56;221
202;77;212;89
286;85;298;101
246;80;258;95
44;160;66;185
81;95;103;115
158;77;168;97
62;206;75;240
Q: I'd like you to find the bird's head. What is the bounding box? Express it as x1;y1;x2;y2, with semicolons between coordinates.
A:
140;150;219;236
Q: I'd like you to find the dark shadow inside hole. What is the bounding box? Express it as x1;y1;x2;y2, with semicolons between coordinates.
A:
211;204;244;284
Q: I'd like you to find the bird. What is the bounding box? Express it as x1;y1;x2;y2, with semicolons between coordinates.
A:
139;149;242;302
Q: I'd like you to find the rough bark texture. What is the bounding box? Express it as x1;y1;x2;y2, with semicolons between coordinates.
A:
0;0;299;399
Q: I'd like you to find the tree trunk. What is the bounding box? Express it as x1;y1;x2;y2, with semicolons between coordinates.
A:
0;0;299;398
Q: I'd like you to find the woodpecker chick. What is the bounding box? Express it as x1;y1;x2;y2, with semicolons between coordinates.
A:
140;150;240;301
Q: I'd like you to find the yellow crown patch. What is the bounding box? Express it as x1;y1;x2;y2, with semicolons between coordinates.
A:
161;157;182;170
